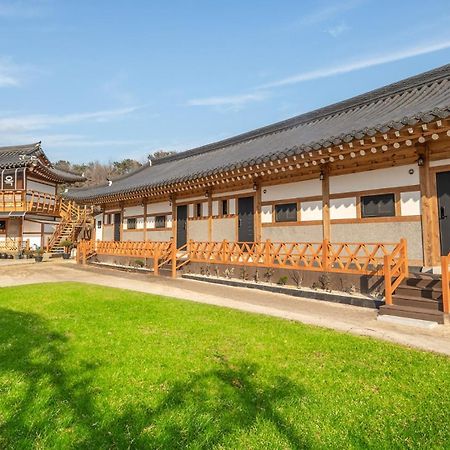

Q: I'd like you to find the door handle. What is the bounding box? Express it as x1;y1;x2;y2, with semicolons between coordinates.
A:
440;206;447;220
238;219;242;227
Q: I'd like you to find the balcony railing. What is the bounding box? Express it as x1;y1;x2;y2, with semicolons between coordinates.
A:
0;190;62;215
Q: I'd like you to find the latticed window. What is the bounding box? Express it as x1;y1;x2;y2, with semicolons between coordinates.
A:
127;218;137;230
275;203;297;222
361;194;395;218
155;215;166;228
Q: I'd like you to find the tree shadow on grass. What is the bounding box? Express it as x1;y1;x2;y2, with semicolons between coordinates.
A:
98;355;310;449
0;307;98;448
0;307;309;448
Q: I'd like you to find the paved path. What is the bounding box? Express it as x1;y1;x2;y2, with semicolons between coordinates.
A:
1;260;449;356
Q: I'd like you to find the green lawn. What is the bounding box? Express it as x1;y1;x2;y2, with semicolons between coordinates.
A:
0;283;449;449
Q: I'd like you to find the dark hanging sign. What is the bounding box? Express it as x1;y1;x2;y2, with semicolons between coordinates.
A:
1;169;25;190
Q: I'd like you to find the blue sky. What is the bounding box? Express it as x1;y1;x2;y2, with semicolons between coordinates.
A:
1;0;450;163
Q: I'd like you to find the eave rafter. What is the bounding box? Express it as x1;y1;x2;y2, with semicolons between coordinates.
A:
78;118;450;205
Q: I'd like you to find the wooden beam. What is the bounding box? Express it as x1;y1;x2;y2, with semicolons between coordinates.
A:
207;192;212;242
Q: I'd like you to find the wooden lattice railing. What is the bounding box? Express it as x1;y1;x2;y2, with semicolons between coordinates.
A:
77;239;409;303
0;237;30;252
0;190;63;215
442;253;450;314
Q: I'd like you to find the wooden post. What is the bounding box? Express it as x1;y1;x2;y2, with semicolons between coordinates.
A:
384;254;392;305
321;166;330;241
264;239;271;266
255;184;262;242
143;201;148;242
442;255;449;314
154;248;160;276
322;238;329;271
418;146;438;266
401;238;409;278
171;238;177;278
82;241;87;265
207;192;213;242
222;239;228;263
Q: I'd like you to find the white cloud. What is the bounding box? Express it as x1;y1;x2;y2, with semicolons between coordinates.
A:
258;39;450;89
0;106;140;132
187;92;269;109
325;23;349;38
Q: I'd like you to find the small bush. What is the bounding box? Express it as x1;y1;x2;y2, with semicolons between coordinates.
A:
277;276;288;286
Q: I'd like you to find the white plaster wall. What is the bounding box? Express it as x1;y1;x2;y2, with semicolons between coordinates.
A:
262;179;321;202
212;218;236;241
147;216;156;229
23;220;41;233
330;165;419;194
261;205;272;223
122;230;145;242
95;213;103;241
27;179;56;195
124;205;144;217
202;202;208;216
146;230;172;241
166;215;173;229
188;220;208;241
301;201;322;221
103;226;114;241
400;191;421;216
330;197;357;220
147;201;171;215
212;201;219;216
229;199;236;215
430;158;450;167
188;204;194;218
262;225;323;242
44;223;56;233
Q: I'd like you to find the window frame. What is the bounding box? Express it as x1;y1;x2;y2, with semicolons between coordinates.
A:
221;199;228;216
274;202;298;223
360;193;396;218
126;217;137;230
155;215;166;229
195;203;202;218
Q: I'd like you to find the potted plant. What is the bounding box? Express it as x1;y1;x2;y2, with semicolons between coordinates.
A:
60;239;73;260
34;247;44;263
24;249;34;259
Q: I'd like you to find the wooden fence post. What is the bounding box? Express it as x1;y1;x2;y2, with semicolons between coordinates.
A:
384;254;392;305
222;240;228;263
400;238;409;277
154;248;160;276
322;238;329;271
264;239;271;266
171;239;177;278
442;255;449;314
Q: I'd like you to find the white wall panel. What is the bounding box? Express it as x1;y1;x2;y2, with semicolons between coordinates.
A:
430;158;450;167
147;201;171;215
400;191;421;216
27;179;56;195
124;205;144;217
330;197;357;220
262;179;321;202
301;201;322;221
261;205;272;223
330;165;419;194
212;201;219;216
229;199;236;215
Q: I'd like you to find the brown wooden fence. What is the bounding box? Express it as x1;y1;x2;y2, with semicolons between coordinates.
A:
78;238;409;301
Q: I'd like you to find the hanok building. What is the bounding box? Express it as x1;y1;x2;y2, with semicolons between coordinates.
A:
0;142;87;253
69;64;450;322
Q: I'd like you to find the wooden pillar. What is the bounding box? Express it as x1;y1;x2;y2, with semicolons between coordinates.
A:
321;166;330;241
120;203;124;242
143;201;148;241
207;192;212;242
255;184;262;242
171;196;177;244
418;146;437;266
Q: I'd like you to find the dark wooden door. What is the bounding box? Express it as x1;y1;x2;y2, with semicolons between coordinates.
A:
238;196;254;242
113;213;121;242
177;205;187;248
437;171;450;255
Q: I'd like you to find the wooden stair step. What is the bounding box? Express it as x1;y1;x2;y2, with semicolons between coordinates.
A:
379;304;444;324
392;294;441;311
395;285;442;300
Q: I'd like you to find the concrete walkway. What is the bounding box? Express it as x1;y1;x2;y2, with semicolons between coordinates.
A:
1;260;449;356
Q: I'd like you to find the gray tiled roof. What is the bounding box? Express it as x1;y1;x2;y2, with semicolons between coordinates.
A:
68;63;450;201
0;142;86;183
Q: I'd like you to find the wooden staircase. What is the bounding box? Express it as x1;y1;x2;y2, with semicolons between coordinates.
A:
379;273;444;324
47;201;93;255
